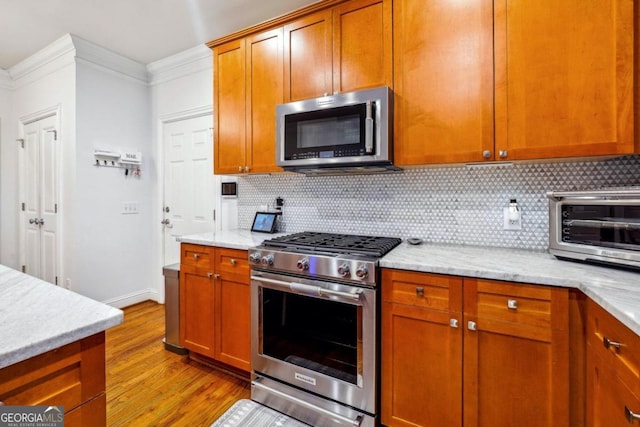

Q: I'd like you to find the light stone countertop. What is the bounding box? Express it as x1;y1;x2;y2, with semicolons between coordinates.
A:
177;229;290;250
0;265;123;369
381;242;640;336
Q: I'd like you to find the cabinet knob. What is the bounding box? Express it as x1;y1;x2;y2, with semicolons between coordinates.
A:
499;149;508;159
207;272;213;278
230;259;237;265
468;321;477;331
482;150;491;159
245;166;250;172
415;287;424;297
450;318;459;328
193;253;199;260
625;406;640;424
238;166;243;172
214;274;220;279
603;336;622;351
507;299;518;310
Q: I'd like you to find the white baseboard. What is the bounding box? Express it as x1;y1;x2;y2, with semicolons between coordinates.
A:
102;288;160;309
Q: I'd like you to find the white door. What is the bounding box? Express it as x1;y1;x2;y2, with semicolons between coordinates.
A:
21;115;58;284
162;115;216;265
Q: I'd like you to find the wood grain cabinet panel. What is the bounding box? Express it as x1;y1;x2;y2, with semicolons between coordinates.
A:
586;299;640;426
494;0;636;160
381;269;463;427
0;332;106;427
180;244;251;372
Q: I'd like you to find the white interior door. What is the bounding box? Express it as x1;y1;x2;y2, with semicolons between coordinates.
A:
162;114;216;265
21;115;58;284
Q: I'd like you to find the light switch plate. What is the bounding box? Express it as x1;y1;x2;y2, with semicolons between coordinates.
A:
122;201;139;214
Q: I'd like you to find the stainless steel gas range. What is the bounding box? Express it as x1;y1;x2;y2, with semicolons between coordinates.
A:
248;232;401;427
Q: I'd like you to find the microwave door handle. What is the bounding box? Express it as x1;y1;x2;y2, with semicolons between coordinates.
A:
365;101;374;153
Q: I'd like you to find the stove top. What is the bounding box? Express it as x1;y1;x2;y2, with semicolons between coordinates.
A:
262;231;402;258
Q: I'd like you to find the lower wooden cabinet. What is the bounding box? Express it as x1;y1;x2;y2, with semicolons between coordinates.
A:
381;270;570;427
586;299;640;426
180;244;251;372
0;332;107;427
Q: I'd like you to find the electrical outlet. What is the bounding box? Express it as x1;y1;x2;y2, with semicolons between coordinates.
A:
122;201;139;214
503;207;522;230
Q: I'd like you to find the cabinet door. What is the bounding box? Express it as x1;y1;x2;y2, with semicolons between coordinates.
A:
246;28;283;174
214;248;250;371
494;0;635;160
393;0;494;165
284;10;333;102
381;269;463;427
462;279;570;427
332;0;391;93
214;39;246;174
587;345;640;427
180;267;215;358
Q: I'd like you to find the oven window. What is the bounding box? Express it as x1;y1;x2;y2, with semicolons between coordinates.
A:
261;288;362;385
562;204;640;251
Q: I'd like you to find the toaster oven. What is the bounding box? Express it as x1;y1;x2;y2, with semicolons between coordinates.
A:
548;189;640;269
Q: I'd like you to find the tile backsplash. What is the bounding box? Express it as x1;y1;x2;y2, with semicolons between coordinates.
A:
237;155;640;251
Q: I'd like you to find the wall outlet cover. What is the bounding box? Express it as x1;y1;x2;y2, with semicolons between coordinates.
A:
503;207;522;230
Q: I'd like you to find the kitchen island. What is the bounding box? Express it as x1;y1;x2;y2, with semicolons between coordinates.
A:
0;264;123;426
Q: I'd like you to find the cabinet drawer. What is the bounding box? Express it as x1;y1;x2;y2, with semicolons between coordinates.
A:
181;244;213;269
215;248;249;278
587;299;640;397
473;280;553;328
382;269;462;312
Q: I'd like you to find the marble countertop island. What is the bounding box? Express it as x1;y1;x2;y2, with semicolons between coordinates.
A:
0;265;123;369
381;242;640;336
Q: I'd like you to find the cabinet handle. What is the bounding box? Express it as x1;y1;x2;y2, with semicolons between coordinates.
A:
415;287;424;297
499;149;508;159
482;150;491;159
625;406;640;424
193;253;199;260
603;336;622;350
245;166;250;173
450;319;459;328
468;321;477;331
230;259;237;265
507;299;518;310
207;272;213;278
238;166;243;172
214;274;220;279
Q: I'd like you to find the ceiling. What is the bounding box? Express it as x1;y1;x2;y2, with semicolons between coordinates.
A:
0;0;318;70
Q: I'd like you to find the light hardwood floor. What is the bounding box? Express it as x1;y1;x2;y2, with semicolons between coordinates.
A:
106;301;250;426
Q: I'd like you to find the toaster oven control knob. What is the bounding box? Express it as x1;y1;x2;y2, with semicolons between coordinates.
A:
296;258;310;271
337;263;351;277
261;254;274;266
249;252;262;264
355;265;368;279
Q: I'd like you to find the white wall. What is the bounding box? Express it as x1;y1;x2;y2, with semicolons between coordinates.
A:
74;59;155;304
0;75;11;263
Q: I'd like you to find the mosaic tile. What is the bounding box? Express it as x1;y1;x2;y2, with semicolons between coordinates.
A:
236;155;640;251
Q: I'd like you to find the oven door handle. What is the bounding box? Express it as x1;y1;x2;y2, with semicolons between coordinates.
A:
251;276;362;302
252;377;363;426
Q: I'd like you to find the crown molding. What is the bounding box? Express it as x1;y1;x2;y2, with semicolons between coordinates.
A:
8;34;76;83
147;44;212;86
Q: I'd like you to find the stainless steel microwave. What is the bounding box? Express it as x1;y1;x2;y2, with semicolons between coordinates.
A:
276;86;396;174
548;188;640;269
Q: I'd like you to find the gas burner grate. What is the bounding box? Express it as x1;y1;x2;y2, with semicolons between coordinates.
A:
263;232;402;257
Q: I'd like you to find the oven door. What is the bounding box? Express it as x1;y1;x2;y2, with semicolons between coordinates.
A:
251;270;377;415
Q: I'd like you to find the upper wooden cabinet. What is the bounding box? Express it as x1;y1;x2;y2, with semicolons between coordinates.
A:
394;0;636;166
284;0;391;102
393;0;494;165
494;0;636;160
213;29;283;174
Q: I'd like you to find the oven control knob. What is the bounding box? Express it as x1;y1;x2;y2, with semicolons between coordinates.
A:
296;258;310;271
249;252;262;264
261;254;274;266
355;265;368;279
337;263;351;277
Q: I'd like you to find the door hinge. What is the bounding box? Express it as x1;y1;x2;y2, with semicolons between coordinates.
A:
21;202;25;211
55;203;58;213
47;130;58;141
21;265;26;273
17;138;24;148
55;276;58;285
213;209;216;221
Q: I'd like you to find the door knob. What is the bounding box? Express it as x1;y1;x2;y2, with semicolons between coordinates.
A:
29;218;35;224
164;206;170;213
161;219;170;225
